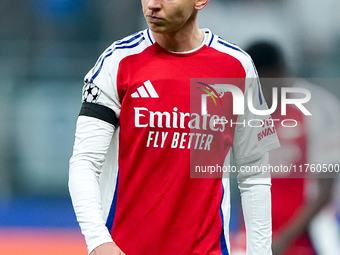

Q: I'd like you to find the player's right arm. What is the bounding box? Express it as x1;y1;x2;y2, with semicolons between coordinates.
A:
69;43;123;254
69;114;119;254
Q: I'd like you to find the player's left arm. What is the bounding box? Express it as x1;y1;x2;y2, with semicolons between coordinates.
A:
232;53;279;255
237;153;273;255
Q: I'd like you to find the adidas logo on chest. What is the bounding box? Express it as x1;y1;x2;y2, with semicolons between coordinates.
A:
131;80;159;98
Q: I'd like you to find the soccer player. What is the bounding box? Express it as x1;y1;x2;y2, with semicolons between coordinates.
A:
244;41;340;255
68;1;280;255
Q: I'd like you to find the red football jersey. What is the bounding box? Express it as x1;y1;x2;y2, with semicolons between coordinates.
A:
76;29;280;255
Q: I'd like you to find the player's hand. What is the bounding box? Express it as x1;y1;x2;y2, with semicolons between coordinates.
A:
90;242;126;255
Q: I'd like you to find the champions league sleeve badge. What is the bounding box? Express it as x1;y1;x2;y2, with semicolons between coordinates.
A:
82;83;102;103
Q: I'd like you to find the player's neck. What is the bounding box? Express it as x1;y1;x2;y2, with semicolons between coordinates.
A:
152;24;204;53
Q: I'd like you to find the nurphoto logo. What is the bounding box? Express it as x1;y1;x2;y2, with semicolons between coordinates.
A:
198;83;311;116
196;79;312;128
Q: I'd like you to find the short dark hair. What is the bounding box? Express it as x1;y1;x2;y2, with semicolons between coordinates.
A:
246;41;285;71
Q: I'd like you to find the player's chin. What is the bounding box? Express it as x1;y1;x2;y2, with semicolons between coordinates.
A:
147;23;168;33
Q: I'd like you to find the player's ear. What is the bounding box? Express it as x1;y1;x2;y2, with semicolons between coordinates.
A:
195;0;209;11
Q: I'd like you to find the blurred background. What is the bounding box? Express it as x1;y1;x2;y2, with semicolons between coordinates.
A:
0;0;339;254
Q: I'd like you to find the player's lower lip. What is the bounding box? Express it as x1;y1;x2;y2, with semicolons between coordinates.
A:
147;16;163;23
